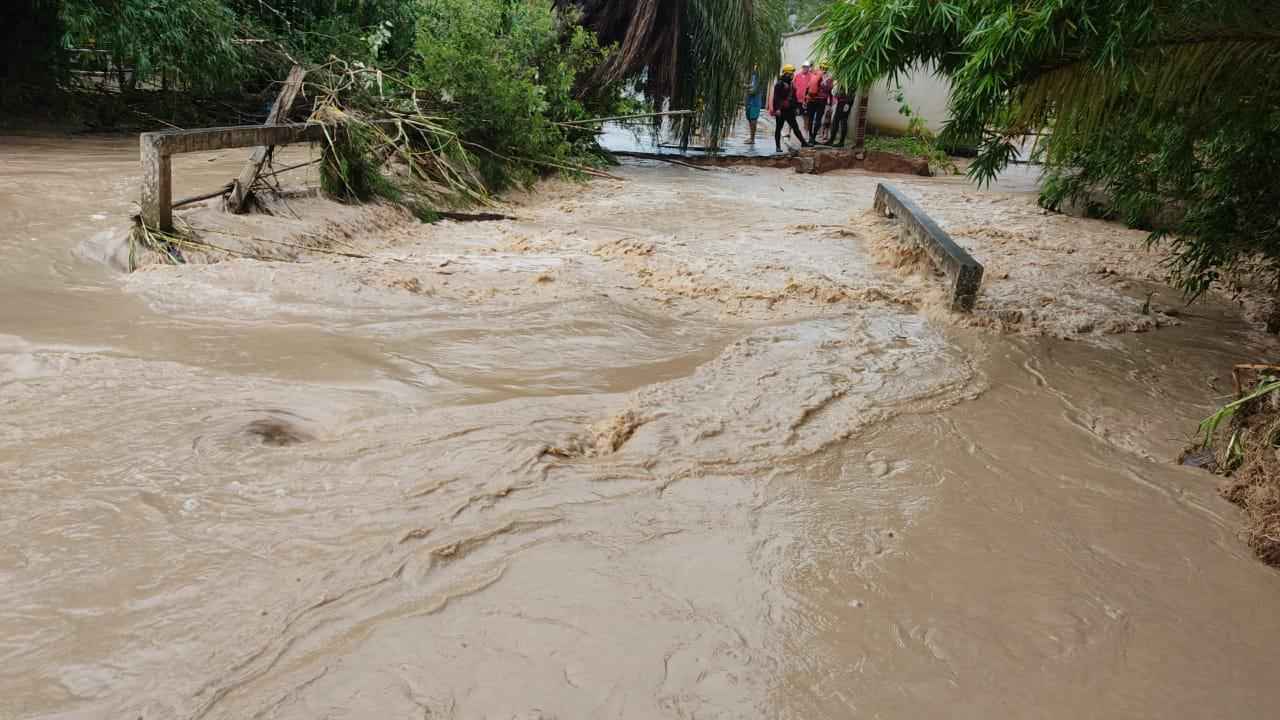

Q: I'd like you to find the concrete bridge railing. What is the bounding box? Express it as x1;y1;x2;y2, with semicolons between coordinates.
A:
140;123;334;232
873;183;984;312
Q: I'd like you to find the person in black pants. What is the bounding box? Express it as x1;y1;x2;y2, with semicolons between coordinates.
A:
828;87;854;146
772;64;808;154
807;62;832;145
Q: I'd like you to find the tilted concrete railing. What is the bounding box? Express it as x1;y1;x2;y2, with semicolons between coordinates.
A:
140;123;335;232
873;183;983;312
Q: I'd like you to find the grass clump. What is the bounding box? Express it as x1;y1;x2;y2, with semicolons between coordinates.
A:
863;89;957;175
1194;369;1280;567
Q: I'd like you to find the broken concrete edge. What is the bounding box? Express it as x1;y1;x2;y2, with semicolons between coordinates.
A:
612;147;929;176
873;182;983;312
796;148;930;176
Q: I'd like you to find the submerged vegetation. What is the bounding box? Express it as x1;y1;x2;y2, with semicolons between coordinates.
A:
819;0;1280;306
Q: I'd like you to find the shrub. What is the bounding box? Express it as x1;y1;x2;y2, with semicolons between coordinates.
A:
413;0;618;189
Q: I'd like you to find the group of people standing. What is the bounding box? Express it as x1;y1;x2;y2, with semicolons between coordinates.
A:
744;61;854;154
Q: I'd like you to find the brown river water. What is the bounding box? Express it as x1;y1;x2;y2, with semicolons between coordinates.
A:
2;134;1279;719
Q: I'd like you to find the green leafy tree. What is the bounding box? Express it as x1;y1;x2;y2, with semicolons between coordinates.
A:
819;1;1280;302
414;0;619;189
59;0;245;93
228;0;422;66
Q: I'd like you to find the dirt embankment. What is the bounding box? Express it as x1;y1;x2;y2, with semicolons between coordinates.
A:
1222;406;1280;567
1190;368;1280;567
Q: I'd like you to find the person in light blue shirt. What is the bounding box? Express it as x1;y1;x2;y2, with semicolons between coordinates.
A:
744;65;762;145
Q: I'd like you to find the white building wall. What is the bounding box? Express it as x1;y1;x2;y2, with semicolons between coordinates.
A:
864;68;951;135
780;30;819;74
781;28;951;135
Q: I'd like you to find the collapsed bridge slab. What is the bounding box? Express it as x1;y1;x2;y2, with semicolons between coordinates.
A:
873;182;983;312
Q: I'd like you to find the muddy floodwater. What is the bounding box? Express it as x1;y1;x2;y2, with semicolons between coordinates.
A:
3;134;1280;719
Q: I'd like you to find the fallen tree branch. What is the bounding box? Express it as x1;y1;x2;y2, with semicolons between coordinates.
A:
172;184;234;209
257;157;322;181
610;150;712;171
170;159;321;211
460;140;626;181
186;224;370;259
228;65;307;213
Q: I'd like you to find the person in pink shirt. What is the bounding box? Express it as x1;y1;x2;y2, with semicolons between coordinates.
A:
792;61;814;135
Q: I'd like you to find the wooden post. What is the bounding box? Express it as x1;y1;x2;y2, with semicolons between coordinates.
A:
140;133;172;230
226;65;307;214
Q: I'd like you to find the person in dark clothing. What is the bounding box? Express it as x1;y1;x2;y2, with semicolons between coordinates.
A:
828;85;854;146
772;64;808;154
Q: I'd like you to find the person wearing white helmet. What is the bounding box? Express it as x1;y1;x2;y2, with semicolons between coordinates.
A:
793;61;814;136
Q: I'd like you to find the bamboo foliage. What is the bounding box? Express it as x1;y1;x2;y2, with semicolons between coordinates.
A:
819;0;1280;299
821;0;1280;174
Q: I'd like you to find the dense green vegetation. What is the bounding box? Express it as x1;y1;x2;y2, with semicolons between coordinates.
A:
414;0;616;189
820;0;1280;302
2;1;783;194
312;0;623;212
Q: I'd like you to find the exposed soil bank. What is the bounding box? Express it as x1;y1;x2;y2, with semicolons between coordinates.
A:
1192;370;1280;567
4;137;1280;719
1222;407;1280;566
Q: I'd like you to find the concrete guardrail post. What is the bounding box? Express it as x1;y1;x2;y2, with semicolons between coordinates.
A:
138;123;333;232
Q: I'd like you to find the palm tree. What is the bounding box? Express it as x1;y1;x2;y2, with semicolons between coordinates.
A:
563;0;786;146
